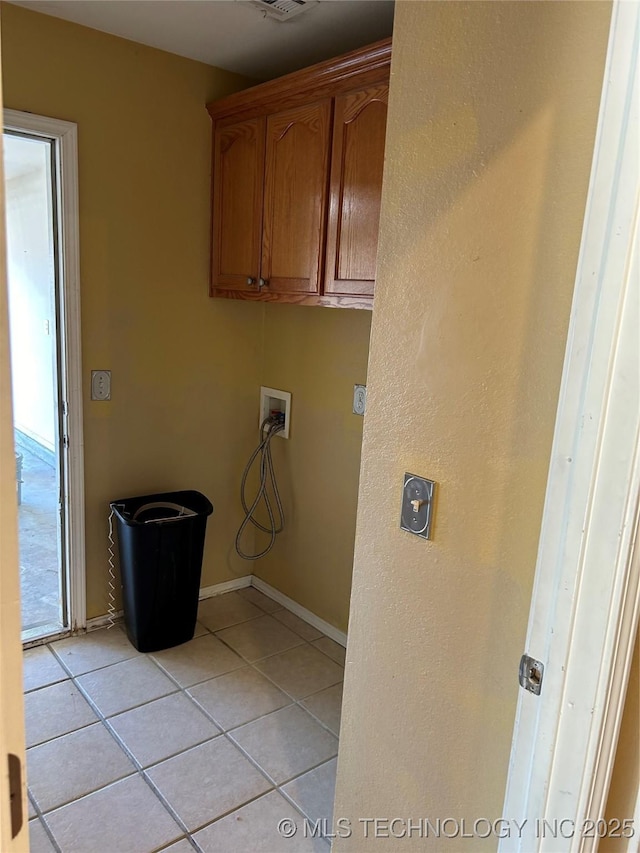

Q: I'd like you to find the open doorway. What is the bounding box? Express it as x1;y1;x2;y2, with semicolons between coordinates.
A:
4;131;62;638
3;110;85;643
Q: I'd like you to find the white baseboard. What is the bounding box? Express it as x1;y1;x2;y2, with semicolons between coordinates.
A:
251;576;347;648
83;574;346;648
199;576;251;600
85;577;251;632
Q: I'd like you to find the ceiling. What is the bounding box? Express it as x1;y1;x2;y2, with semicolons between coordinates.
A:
9;0;395;80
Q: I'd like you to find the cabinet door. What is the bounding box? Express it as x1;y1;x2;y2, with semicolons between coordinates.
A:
325;84;388;297
261;101;331;294
211;117;265;291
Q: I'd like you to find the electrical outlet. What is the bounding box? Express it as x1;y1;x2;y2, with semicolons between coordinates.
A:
353;384;367;416
91;370;111;401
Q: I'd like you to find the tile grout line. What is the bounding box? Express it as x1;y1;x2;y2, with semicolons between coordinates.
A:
277;765;337;844
27;790;63;853
27;723;137;812
26;718;100;751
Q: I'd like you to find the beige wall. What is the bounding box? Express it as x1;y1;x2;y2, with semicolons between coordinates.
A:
334;1;611;847
1;3;264;619
1;3;370;629
257;304;371;632
0;20;28;844
601;632;639;851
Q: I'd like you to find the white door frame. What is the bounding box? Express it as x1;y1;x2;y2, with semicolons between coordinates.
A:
501;2;639;850
3;109;85;635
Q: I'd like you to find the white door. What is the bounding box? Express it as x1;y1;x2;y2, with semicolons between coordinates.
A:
501;3;640;850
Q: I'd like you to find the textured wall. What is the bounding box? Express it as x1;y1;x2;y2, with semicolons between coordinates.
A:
256;304;371;632
1;3;260;619
334;1;612;846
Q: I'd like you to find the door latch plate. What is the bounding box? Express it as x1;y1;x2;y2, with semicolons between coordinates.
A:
519;654;544;695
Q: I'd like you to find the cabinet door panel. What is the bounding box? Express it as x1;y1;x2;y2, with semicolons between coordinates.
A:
325;84;388;297
212;118;265;291
262;102;331;294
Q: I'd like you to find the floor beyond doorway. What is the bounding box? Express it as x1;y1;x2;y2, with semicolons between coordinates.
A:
24;587;344;852
16;431;61;636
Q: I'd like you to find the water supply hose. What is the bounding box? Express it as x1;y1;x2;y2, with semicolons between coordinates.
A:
235;415;285;560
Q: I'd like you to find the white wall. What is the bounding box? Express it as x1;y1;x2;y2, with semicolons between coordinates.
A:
5;134;57;451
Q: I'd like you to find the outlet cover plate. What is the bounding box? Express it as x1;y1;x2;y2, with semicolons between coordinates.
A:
400;473;436;539
91;370;111;401
353;384;367;416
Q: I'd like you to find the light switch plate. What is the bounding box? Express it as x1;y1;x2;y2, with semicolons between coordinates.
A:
400;473;436;539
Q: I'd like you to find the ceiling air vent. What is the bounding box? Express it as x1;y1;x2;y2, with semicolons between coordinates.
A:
247;0;318;22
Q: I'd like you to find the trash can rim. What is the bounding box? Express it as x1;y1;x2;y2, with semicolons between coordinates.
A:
110;490;213;525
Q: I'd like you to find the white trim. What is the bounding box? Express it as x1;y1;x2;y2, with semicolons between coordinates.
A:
4;109;86;633
501;3;640;850
85;577;252;628
251;576;348;647
199;576;251;599
80;575;345;646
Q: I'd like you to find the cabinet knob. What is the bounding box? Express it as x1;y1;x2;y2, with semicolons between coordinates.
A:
259;278;268;289
246;277;256;286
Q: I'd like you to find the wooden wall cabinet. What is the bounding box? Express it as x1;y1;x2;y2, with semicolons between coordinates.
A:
207;38;391;310
211;117;264;291
325;83;389;299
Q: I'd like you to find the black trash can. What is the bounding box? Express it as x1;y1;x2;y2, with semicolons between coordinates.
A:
110;490;213;653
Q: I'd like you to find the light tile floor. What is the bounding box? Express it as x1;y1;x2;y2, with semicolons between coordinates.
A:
16;435;61;634
25;588;343;853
